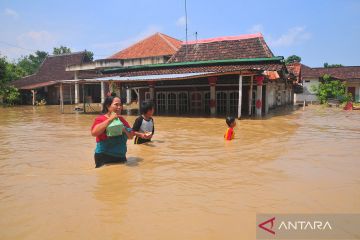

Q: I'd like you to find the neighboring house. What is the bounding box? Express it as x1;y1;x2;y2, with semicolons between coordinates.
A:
12;52;95;105
108;32;182;66
310;66;360;102
12;33;182;106
288;63;360;103
287;62;319;103
68;33;293;118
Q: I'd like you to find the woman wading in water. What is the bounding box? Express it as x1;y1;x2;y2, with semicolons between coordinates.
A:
91;96;134;168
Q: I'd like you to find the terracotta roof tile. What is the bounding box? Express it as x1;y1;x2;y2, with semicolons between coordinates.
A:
108;33;182;59
286;62;301;79
310;66;360;80
301;64;321;78
168;33;274;63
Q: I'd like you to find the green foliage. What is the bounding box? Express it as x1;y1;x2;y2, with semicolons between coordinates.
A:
1;85;20;105
0;56;6;81
84;50;94;61
285;55;301;64
17;51;48;75
0;55;23;104
1;56;26;84
311;74;351;104
323;63;343;68
53;46;71;55
1;50;50;105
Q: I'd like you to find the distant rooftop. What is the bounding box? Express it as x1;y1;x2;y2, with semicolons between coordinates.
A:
184;33;264;45
168;32;274;63
287;63;360;81
108;32;182;60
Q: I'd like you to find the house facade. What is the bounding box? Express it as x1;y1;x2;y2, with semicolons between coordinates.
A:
12;52;97;105
66;33;293;118
12;32;294;118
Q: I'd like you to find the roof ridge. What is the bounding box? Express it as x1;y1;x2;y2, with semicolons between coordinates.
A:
258;35;274;57
184;33;263;45
158;32;182;42
108;33;160;58
158;32;179;51
48;51;86;58
311;66;360;69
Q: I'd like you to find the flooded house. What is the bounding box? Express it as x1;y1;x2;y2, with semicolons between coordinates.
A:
66;32;293;118
13;32;294;118
288;63;360;103
12;51;96;105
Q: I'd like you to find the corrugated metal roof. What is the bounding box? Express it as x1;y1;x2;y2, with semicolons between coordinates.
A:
97;72;214;81
61;72;215;83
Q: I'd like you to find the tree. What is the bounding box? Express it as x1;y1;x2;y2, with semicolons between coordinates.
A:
84;50;94;61
53;46;71;55
285;55;301;64
1;85;20;105
311;74;351;104
0;55;21;104
0;56;6;81
323;63;343;68
17;50;48;75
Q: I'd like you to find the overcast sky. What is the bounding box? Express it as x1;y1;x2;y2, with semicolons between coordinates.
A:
0;0;359;67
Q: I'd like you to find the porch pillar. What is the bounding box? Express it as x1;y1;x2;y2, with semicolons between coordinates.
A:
74;83;80;104
126;87;132;104
31;89;36;106
148;81;155;102
74;71;80;104
249;75;254;116
108;81;114;94
59;83;64;113
255;75;264;117
115;82;121;97
208;76;217;117
237;75;243;119
100;81;105;103
265;83;270;115
133;88;140;112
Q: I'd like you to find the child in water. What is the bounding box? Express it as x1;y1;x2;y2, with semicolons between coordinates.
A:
133;101;155;144
224;117;236;140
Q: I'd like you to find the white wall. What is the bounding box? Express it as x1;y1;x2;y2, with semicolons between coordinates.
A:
294;77;319;103
123;56;168;67
303;78;319;94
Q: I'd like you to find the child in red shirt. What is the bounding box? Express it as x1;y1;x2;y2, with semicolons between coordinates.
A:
224;117;236;140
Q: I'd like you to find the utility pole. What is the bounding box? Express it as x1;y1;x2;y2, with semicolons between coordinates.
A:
185;0;188;60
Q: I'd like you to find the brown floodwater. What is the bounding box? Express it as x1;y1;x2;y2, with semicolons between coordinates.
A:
0;105;359;239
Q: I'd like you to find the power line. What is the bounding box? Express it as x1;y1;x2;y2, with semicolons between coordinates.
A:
0;40;150;59
0;40;38;52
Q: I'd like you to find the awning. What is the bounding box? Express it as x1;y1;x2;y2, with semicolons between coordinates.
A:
61;72;216;83
97;72;215;81
19;81;58;90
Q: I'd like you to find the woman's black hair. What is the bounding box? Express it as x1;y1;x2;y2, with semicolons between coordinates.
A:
102;95;121;113
141;101;154;115
226;116;236;127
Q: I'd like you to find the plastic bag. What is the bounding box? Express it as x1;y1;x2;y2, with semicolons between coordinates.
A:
106;117;124;137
